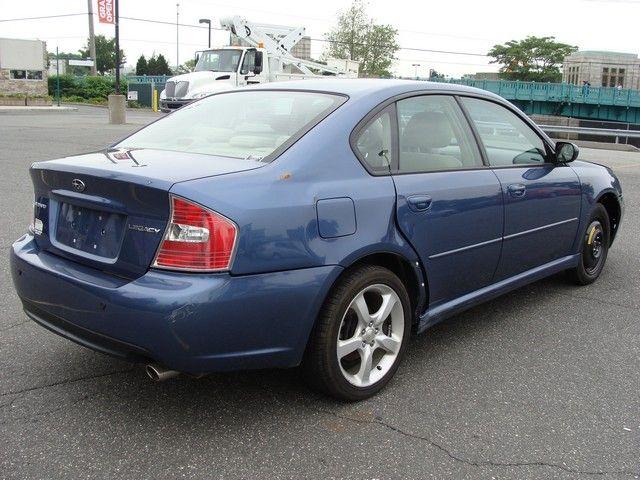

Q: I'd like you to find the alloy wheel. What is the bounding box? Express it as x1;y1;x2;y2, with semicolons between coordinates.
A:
336;284;404;387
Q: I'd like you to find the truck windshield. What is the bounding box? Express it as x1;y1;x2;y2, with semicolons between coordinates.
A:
195;50;242;72
117;90;346;161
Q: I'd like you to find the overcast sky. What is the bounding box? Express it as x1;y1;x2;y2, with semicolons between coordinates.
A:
1;0;639;77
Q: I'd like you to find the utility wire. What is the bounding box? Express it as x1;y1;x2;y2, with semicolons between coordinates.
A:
0;13;86;22
0;12;491;58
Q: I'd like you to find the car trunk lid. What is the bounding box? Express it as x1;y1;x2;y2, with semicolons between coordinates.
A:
30;148;261;279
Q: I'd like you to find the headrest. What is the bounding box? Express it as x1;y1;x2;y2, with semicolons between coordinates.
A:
402;111;452;150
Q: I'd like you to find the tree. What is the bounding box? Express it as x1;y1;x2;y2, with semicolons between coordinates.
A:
79;35;125;75
428;69;445;81
135;55;148;75
146;54;173;75
488;36;577;83
175;59;197;75
324;0;399;78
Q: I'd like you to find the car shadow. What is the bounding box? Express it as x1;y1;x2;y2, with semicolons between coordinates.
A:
1;269;580;434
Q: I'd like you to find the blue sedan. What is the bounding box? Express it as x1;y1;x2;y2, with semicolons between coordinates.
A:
10;80;623;400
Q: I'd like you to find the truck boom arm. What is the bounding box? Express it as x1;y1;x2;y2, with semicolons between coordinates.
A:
219;16;347;76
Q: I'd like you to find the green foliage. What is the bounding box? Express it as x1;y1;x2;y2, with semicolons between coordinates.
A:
488;36;578;83
60;95;107;105
175;59;197;75
147;54;173;75
79;35;125;75
429;70;445;81
324;0;399;78
48;75;128;99
135;55;149;75
47;74;77;97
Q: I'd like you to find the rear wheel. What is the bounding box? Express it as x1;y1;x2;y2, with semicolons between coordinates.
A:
303;265;411;401
567;204;610;285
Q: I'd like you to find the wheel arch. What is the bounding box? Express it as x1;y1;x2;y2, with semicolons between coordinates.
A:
330;250;428;326
596;191;621;245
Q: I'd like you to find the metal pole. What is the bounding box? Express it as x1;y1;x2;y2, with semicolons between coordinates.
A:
412;63;420;80
114;0;120;93
87;0;97;76
56;46;60;107
199;19;211;49
176;3;180;71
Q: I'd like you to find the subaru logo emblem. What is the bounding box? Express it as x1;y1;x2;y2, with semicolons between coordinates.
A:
71;179;86;192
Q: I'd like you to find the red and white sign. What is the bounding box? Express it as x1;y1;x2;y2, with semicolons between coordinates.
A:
97;0;115;24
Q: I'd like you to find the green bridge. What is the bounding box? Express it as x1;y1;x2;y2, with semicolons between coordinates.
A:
445;79;640;124
127;75;640;124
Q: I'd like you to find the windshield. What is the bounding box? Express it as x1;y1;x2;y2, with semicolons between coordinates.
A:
195;49;242;72
117;91;345;160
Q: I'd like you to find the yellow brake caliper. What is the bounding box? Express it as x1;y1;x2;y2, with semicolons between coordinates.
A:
587;225;598;246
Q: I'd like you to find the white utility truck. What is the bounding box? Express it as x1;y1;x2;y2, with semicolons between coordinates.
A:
159;16;358;112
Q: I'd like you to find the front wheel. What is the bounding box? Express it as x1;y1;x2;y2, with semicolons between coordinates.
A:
303;265;412;401
567;204;610;285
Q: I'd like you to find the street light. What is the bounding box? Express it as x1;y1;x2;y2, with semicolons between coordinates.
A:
412;63;421;80
176;3;180;71
199;18;212;49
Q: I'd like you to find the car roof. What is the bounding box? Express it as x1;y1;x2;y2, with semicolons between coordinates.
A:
249;78;504;103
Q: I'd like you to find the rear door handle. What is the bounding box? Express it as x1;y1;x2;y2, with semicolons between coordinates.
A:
507;184;526;198
407;195;432;212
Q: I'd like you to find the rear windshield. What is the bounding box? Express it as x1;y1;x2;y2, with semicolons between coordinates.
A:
118;90;345;161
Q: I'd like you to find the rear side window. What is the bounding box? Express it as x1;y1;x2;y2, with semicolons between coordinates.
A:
397;95;482;173
118;91;345;161
354;108;394;173
461;97;548;166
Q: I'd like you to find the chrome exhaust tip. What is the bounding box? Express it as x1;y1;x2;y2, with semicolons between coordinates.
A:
145;364;180;382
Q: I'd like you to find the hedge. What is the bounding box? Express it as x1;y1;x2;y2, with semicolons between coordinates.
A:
48;75;128;100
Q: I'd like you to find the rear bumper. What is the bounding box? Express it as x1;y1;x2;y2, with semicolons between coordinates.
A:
10;234;342;374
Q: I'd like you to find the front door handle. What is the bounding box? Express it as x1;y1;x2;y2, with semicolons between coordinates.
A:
507;184;526;198
407;195;432;212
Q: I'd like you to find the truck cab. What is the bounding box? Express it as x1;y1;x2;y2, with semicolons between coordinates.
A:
160;47;266;112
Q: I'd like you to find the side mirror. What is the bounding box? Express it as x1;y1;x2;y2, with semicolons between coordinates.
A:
555;142;579;163
253;51;263;75
194;51;201;63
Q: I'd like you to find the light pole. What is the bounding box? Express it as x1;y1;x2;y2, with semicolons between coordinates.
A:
176;3;180;71
199;18;211;49
412;63;421;80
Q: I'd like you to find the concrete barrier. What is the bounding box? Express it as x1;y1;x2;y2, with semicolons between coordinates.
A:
108;94;126;124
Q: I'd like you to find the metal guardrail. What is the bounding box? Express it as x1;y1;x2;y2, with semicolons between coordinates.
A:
539;125;640;138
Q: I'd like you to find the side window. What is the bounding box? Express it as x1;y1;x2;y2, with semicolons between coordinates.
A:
241;50;256;74
354;109;394;173
461;97;548;166
397;95;482;173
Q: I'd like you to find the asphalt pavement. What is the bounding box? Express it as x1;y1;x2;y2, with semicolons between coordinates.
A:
0;106;638;479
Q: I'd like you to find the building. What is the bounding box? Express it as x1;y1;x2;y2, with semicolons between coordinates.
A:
0;38;48;96
465;72;501;81
290;36;311;61
563;51;640;89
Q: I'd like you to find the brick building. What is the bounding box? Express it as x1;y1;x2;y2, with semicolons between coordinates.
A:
0;38;48;96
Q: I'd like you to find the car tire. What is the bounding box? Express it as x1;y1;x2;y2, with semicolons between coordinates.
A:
567;203;610;286
303;265;412;401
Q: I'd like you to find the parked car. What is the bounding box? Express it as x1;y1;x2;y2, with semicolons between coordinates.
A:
10;80;623;401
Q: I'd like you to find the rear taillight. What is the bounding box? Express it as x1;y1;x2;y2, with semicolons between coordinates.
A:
152;196;237;272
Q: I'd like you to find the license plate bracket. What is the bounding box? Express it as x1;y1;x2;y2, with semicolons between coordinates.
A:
55;203;125;259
